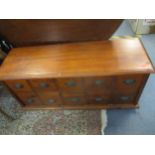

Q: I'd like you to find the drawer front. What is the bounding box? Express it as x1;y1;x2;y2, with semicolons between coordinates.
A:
5;80;32;92
29;79;58;92
62;92;86;105
87;92;112;104
57;78;83;92
15;92;41;105
38;92;61;105
84;76;113;92
115;92;136;103
116;74;145;93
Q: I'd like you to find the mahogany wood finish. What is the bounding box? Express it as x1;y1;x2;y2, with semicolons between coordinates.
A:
87;91;113;105
84;76;114;93
62;92;86;105
0;19;123;47
29;79;58;92
39;92;62;106
15;91;41;106
116;74;146;93
57;78;83;92
0;38;154;110
0;39;154;80
5;80;32;92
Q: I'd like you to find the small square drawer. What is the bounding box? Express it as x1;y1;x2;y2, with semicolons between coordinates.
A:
57;78;83;92
15;92;42;106
114;92;136;103
38;92;62;105
29;79;58;92
87;92;112;104
62;92;86;105
116;74;145;93
84;76;113;92
5;80;32;92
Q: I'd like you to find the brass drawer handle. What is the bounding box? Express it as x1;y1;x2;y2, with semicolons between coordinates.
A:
65;81;77;87
95;80;105;86
15;83;24;89
123;79;136;85
48;99;55;104
95;97;104;102
69;97;80;102
120;96;130;101
27;98;34;104
39;82;49;88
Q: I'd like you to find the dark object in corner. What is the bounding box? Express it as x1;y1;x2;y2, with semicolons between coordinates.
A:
0;37;12;64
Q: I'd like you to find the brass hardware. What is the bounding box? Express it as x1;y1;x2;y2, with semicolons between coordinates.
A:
124;79;136;85
120;96;130;101
65;81;77;87
69;97;80;102
95;80;105;85
27;98;34;104
48;99;55;104
39;82;49;88
95;97;104;102
15;83;24;89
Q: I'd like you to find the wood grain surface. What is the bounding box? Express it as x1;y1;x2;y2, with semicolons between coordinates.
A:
0;38;154;80
0;19;123;47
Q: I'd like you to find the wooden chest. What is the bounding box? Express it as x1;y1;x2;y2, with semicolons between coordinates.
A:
0;38;154;110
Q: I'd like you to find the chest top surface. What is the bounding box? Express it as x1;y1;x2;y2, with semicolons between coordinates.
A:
0;38;154;80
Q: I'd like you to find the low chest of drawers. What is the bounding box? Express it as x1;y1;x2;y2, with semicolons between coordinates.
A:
0;38;154;110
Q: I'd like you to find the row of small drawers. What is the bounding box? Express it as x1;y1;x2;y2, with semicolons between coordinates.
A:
5;74;145;94
12;91;137;106
4;74;146;106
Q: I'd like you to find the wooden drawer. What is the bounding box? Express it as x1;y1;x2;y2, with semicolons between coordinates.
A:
5;80;32;92
87;92;112;104
116;74;145;93
29;79;58;92
15;92;42;106
38;92;62;105
57;78;83;92
114;92;136;104
84;76;113;92
62;92;86;105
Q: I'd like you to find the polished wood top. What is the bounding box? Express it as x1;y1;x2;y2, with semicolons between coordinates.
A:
0;38;154;80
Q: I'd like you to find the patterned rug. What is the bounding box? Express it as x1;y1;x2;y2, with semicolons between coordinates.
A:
0;83;102;135
0;110;101;135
